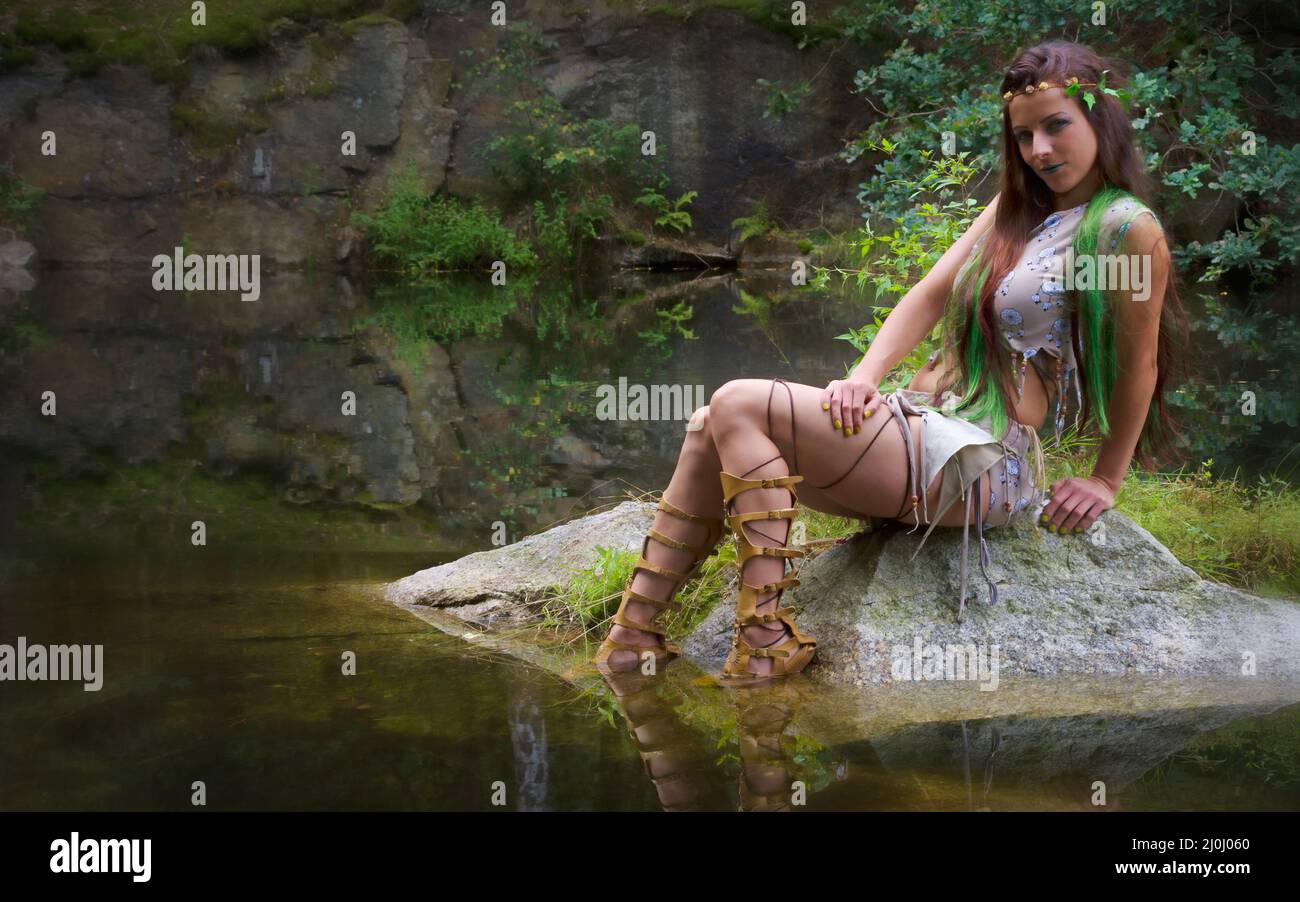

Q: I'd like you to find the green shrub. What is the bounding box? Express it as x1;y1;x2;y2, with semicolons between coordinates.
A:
732;201;777;243
169;103;269;146
352;165;537;273
634;178;697;235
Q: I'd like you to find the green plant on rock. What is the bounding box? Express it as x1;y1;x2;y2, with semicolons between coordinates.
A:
755;77;811;119
351;164;537;274
3;0;423;85
545;533;734;647
479;95;661;204
170;103;269;148
530;193;572;268
0;300;50;364
635;178;698;235
455;20;560;101
530;189;614;271
732;201;778;243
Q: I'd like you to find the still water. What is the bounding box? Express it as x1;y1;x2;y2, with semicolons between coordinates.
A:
2;542;1297;811
1;269;1296;810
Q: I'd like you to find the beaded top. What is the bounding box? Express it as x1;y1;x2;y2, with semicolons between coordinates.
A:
962;195;1157;443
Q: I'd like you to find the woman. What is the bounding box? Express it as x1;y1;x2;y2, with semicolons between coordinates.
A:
595;39;1187;686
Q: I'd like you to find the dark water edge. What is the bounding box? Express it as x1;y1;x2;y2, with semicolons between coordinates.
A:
1;536;1297;811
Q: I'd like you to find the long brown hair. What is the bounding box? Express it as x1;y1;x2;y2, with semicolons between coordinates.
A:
936;39;1188;470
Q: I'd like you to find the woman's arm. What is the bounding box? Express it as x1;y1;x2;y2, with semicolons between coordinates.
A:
1043;213;1171;534
849;194;1001;386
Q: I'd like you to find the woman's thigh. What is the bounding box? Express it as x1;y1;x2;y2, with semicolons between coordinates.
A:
753;378;993;527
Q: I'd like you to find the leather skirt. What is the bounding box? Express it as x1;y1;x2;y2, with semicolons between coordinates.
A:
880;387;1046;620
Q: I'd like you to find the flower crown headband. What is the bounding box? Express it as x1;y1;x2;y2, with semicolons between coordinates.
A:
1001;72;1130;110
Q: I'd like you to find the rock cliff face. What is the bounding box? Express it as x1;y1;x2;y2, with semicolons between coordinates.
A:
386;500;1300;685
0;7;869;266
0;6;872;521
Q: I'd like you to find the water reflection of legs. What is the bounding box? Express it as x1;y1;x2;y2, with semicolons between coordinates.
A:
738;691;795;811
601;667;828;811
599;668;728;811
736;687;801;811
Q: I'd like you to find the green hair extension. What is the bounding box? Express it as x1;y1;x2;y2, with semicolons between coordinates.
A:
1071;184;1152;438
944;248;1011;440
955;274;1012;439
941;185;1156;442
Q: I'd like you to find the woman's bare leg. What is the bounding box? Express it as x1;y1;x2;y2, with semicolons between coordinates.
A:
708;378;994;676
711;378;994;528
604;377;994;674
603;405;727;671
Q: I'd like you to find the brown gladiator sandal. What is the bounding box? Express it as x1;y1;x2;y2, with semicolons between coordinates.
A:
593;497;725;677
716;471;818;687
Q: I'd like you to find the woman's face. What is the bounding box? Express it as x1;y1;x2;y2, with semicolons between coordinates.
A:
1008;86;1102;208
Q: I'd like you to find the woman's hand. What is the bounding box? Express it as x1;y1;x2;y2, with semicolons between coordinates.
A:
820;375;885;437
1041;475;1117;534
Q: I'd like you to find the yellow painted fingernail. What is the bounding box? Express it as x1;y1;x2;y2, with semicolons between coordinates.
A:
835;419;842;429
854;425;861;434
865;409;873;418
843;426;852;436
1074;527;1083;534
822;402;829;410
1048;524;1057;533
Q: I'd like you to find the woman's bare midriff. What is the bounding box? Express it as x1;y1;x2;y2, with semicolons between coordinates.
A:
904;352;1052;431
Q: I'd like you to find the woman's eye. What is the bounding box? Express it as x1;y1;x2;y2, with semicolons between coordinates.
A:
1049;118;1068;132
1015;132;1030;143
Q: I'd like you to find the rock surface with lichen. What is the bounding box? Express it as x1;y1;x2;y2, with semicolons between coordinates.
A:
386;499;1300;684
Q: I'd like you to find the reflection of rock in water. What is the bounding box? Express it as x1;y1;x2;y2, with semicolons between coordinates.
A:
957;720;1002;809
870;700;1294;808
507;675;550;811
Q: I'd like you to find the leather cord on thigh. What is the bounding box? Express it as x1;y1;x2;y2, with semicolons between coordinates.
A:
812;412;893;492
767;378;917;523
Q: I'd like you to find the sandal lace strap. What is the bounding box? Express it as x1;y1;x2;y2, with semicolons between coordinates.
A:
646;527;714;557
657;497;722;526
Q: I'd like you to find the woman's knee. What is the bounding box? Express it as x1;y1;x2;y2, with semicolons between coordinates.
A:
685;404;711;435
708;379;761;427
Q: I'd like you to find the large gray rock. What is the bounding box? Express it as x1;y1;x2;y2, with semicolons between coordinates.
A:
386;500;658;622
385;499;1300;684
690;512;1300;685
